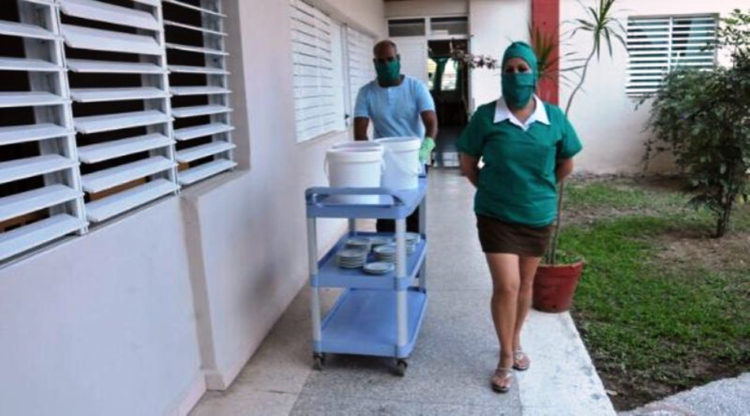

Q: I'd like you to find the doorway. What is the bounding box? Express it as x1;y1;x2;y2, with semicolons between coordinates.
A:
428;39;470;168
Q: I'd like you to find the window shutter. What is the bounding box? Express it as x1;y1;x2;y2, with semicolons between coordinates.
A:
0;0;86;261
0;0;240;262
290;0;342;142
627;14;717;96
163;0;236;185
346;27;375;115
58;0;178;223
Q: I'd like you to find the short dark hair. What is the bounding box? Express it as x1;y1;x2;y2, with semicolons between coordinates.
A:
373;40;398;55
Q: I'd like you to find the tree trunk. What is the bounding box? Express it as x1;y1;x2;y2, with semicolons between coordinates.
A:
716;201;732;238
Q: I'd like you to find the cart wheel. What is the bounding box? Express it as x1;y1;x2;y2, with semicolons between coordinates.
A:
313;354;325;371
394;359;408;377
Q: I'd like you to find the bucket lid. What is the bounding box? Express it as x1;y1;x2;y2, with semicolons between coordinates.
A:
332;141;384;151
326;147;383;163
375;136;421;151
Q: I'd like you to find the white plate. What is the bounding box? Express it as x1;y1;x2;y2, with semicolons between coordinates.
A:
373;244;396;255
405;232;421;244
337;248;367;258
345;237;371;250
370;236;394;247
363;262;394;275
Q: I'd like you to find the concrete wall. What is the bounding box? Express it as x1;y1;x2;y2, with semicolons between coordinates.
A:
189;0;385;391
0;200;202;416
385;0;468;18
560;0;746;174
469;0;531;109
0;0;385;414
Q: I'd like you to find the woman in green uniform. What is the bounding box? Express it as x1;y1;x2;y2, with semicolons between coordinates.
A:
457;42;582;393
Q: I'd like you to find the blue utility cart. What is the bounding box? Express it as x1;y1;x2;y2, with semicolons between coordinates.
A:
305;177;428;376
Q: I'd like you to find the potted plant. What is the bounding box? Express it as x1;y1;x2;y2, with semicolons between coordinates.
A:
643;9;750;239
532;0;626;312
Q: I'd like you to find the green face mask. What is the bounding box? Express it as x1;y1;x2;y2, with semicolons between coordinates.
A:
501;72;536;109
375;59;401;84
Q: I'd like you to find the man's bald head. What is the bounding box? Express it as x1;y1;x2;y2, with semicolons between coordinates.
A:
373;40;398;57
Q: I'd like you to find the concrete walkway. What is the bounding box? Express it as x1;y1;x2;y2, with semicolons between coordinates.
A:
189;169;614;416
620;373;750;416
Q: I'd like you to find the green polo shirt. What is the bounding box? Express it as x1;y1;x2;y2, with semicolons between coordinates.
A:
457;99;582;227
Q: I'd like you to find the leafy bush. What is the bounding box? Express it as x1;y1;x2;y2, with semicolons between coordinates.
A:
645;9;750;237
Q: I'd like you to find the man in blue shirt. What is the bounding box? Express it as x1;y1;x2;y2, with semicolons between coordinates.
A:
354;40;438;232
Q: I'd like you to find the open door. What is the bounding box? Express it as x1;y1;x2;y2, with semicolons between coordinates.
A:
428;39;470;168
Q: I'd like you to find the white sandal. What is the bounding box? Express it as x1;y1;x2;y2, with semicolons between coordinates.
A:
491;367;513;393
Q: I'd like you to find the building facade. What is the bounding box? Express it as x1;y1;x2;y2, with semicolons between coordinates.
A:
0;1;745;415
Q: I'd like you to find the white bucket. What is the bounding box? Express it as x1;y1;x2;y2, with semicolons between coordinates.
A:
325;144;384;204
375;137;422;190
332;140;383;151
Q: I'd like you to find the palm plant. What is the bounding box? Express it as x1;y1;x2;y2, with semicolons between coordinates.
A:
546;0;626;264
529;24;579;103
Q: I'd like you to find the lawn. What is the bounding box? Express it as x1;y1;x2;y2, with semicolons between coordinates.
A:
561;176;750;410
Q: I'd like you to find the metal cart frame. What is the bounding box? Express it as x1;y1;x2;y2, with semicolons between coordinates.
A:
305;177;428;376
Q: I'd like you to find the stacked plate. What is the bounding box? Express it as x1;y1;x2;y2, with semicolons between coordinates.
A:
406;232;421;255
405;232;421;245
363;262;395;276
336;248;368;269
369;236;394;249
345;236;372;252
373;244;396;263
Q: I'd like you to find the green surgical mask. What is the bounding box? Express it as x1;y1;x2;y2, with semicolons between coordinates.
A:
375;59;401;84
501;72;536;109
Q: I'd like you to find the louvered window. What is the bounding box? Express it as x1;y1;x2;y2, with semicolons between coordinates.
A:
0;0;87;261
345;26;375;118
290;0;345;142
0;0;237;263
626;14;718;96
59;0;178;223
163;0;236;185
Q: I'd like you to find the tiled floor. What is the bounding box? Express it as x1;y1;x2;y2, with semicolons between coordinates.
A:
190;169;614;416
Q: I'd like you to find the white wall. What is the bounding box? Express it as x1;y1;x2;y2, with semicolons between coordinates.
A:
185;0;385;391
0;0;385;414
560;0;746;174
385;0;468;18
0;200;202;416
469;0;531;108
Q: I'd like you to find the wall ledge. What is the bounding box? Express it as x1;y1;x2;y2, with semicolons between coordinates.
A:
180;170;249;203
165;371;207;416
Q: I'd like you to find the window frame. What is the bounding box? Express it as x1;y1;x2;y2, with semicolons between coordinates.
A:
290;0;348;143
0;0;237;263
626;13;719;96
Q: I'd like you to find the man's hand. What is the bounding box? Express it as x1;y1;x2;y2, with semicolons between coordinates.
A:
419;137;436;164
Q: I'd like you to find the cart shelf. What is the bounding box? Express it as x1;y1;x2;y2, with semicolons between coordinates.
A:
305;176;429;374
318;287;427;358
313;231;427;290
306;177;427;219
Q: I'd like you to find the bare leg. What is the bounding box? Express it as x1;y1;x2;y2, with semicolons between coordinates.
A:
485;253;521;369
513;256;542;351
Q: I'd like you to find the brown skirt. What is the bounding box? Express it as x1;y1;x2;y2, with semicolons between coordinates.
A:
476;214;554;257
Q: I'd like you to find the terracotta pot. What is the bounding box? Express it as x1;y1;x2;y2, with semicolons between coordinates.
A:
532;261;584;312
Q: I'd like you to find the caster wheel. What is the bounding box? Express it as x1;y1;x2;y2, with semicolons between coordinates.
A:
313;354;325;370
394;359;408;377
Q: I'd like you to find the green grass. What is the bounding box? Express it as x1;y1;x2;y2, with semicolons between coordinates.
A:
567;181;683;211
560;179;750;407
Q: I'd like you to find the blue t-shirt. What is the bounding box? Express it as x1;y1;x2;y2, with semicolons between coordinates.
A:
353;76;435;139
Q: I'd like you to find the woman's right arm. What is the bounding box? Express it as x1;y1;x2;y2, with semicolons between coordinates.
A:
459;153;480;188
